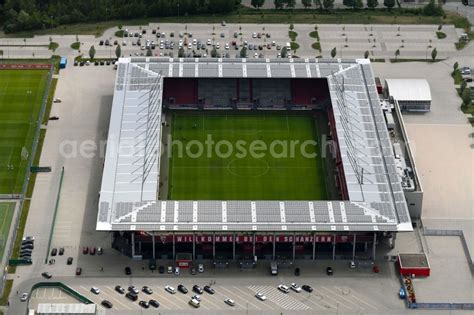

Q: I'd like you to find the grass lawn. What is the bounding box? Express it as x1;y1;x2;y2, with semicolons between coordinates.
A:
168;113;328;200
0;203;15;261
0;69;49;194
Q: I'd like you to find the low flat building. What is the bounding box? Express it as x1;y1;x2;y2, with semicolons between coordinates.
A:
385;79;431;112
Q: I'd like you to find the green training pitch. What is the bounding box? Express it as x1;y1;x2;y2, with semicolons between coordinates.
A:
0;70;48;194
168;113;328;200
0;203;15;260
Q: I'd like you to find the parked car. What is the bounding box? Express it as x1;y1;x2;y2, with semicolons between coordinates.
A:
128;286;139;295
89;247;96;255
290;283;302;293
91;287;100;294
278;284;290;293
139;300;150;308
204;286;215;295
99;40;104;45
191;267;196;275
167;265;173;273
23;236;35;242
159;265;165;274
198;264;204;273
82;247;88;254
97;247;103;255
189;298;200;308
295;267;300;276
41;272;52;279
255;292;267;301
192;294;201;302
58;248;64;256
75;267;82;275
178;284;188;294
142;286;153;295
20;293;29;301
224;298;235;306
101;300;113;308
149;299;160;308
165;285;176;294
67;257;73;265
51;248;57;256
125;266;131;275
125;292;138;301
115;285;125;294
302;285;313;292
193;285;203;294
350;260;356;269
326;267;333;276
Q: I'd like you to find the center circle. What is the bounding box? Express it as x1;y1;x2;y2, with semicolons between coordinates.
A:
227;158;270;178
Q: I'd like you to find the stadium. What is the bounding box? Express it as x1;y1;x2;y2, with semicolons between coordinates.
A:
97;57;412;264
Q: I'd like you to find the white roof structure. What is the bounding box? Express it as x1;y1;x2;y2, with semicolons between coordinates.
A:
385;79;431;101
97;57;412;233
36;303;96;314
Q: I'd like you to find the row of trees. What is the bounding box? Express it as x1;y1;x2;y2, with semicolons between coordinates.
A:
0;0;240;33
251;0;443;14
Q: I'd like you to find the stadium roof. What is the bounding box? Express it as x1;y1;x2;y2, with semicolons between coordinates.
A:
385;79;431;101
97;57;412;233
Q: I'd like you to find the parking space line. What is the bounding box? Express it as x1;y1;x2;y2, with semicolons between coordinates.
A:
248;286;310;310
333;286;378;310
213;289;245;310
312;288;352;310
102;286;134;310
320;286;362;310
216;286;254;309
150;291;184;310
224;286;263;310
191;291;221;309
297;294;328;310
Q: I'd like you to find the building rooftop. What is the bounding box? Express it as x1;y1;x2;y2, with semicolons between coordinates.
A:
97;57;412;233
385;79;432;101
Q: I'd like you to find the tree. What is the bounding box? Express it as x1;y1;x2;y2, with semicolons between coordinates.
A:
286;0;296;8
274;0;285;9
364;50;369;59
313;0;323;9
330;47;337;58
302;0;312;8
423;0;443;16
384;0;395;10
343;0;354;7
395;48;400;60
211;47;218;58
89;45;96;60
431;48;437;61
367;0;379;8
460;80;467;95
115;44;121;59
323;0;335;9
354;0;363;9
178;47;185;58
251;0;266;8
453;62;459;71
240;46;247;58
281;46;288;58
461;87;471;106
146;47;152;57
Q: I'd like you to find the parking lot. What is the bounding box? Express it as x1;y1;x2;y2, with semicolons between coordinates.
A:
27;274;392;313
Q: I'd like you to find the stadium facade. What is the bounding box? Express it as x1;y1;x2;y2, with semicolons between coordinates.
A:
97;57;413;262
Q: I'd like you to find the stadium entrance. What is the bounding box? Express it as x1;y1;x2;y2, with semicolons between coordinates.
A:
112;232;380;262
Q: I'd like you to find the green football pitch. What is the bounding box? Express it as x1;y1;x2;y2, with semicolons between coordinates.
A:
0;203;15;261
168;113;328;200
0;70;49;194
